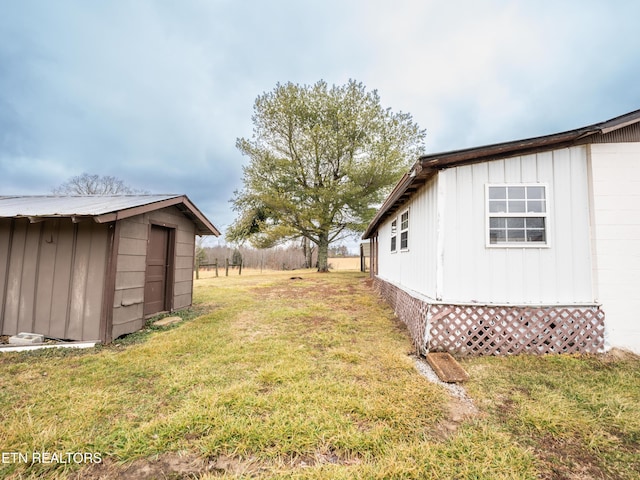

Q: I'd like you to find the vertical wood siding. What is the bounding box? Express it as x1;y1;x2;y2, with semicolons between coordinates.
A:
0;218;108;340
375;146;594;306
441;146;593;304
376;175;439;299
111;206;195;339
590;143;640;352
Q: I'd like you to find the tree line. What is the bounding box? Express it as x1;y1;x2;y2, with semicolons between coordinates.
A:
197;243;355;271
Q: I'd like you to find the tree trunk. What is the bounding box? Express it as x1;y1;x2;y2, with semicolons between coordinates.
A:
317;232;330;272
302;237;311;268
307;245;313;269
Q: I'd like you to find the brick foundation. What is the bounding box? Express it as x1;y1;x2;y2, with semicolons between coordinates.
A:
372;277;605;355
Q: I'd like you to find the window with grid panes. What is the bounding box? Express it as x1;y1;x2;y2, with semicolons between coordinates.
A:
487;185;547;245
400;210;409;250
390;219;397;252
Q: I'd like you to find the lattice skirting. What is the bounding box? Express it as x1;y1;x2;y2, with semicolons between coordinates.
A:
372;278;605;355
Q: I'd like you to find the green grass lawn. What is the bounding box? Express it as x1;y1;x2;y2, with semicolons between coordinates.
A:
1;271;638;479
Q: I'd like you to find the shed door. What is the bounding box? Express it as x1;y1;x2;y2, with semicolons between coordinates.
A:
144;225;172;316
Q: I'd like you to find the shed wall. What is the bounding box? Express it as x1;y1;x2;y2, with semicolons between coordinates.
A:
111;206;196;339
0;218;108;340
590;143;640;352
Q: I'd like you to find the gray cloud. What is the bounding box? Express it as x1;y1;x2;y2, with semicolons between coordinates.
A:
1;0;640;237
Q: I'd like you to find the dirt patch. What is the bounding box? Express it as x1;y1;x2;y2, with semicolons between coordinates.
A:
253;278;361;311
253;284;305;300
77;451;361;479
600;347;640;362
78;453;271;479
289;450;362;468
435;395;480;439
208;454;269;477
532;434;608;480
77;453;207;479
414;356;479;439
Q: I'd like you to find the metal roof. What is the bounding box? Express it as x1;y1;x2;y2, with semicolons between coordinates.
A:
0;194;220;236
362;107;640;239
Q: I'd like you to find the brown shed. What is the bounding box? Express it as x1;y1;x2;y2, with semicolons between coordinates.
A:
0;195;219;343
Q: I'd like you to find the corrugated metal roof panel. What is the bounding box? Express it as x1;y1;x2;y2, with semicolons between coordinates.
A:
0;195;220;236
0;195;180;217
577;122;640;144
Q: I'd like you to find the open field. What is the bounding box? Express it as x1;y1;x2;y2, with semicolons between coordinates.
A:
0;271;638;479
327;257;361;271
197;256;361;278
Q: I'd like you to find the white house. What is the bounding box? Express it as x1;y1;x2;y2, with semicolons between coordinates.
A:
363;109;640;355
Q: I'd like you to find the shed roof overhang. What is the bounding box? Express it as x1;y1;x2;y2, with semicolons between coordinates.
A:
0;194;220;236
93;195;220;236
362;108;640;239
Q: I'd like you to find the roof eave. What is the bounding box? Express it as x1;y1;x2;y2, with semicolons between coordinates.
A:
177;195;221;236
418;129;595;169
93;195;221;236
362;166;435;239
362;107;640;239
1;195;220;236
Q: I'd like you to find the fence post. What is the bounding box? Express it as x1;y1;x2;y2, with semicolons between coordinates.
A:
215;258;218;277
239;260;242;276
226;258;229;276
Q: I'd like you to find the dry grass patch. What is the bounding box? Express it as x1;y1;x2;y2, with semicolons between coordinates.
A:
1;271;637;479
462;351;640;479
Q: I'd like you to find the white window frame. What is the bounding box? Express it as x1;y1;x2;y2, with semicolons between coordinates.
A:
390;218;397;253
400;209;409;251
485;183;550;248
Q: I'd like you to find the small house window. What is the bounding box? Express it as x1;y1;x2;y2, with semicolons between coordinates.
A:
400;210;409;250
390;219;397;252
487;184;548;246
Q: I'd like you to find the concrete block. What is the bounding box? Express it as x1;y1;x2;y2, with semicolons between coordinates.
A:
9;332;45;345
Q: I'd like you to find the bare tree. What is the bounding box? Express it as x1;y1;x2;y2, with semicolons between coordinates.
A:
52;173;146;195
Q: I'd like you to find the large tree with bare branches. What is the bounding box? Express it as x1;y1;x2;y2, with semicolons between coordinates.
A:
52;173;145;195
228;79;426;272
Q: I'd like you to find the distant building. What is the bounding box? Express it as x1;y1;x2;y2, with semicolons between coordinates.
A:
359;242;370;272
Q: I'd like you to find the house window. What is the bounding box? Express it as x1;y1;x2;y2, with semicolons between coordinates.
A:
487;185;547;246
390;219;397;252
400;210;409;250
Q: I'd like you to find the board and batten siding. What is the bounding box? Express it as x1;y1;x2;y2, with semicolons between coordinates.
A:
376;175;439;300
440;146;594;304
111;206;196;339
0;218;109;340
376;146;595;306
589;143;640;352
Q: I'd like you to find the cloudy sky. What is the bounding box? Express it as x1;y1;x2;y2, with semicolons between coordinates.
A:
2;0;640;242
